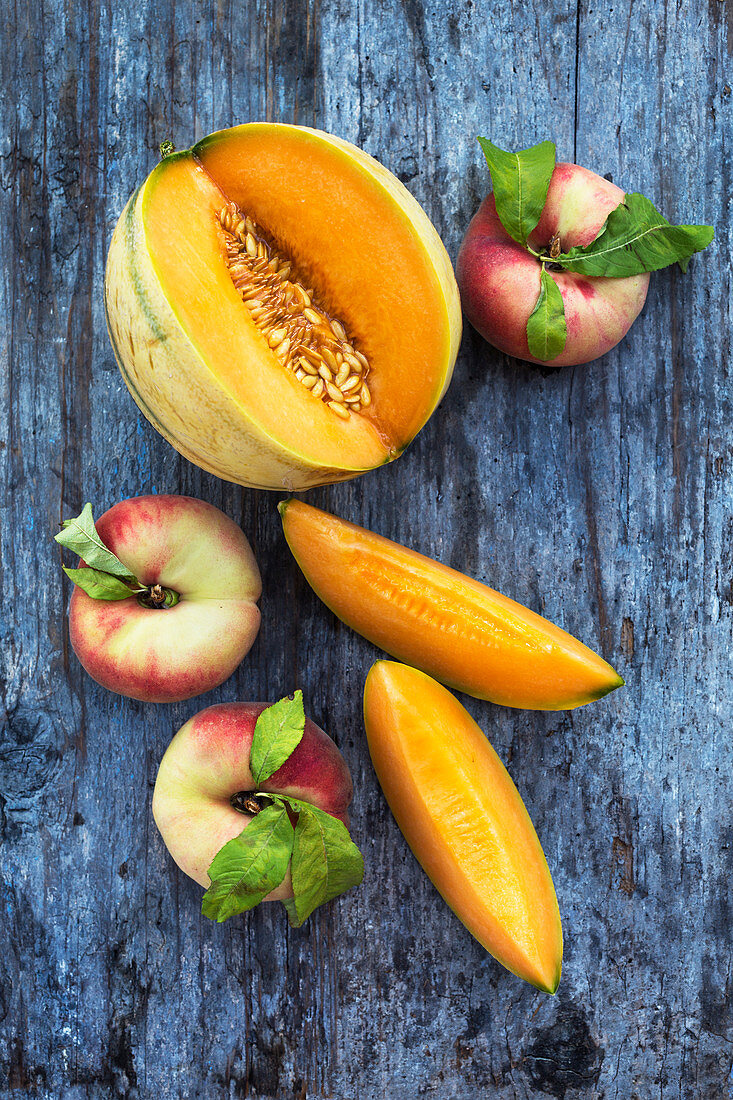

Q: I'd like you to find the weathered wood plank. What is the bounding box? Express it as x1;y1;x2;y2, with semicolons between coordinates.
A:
1;0;731;1096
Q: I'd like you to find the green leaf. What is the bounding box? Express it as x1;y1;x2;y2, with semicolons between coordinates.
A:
249;691;306;786
478;137;556;246
526;267;567;361
55;503;137;579
63;567;135;601
201;803;294;923
286;800;364;927
555;192;714;277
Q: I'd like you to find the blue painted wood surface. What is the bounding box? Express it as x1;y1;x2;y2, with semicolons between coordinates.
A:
1;0;731;1096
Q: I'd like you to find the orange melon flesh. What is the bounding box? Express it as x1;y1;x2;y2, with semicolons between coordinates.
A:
141;152;389;473
194;124;452;448
280;500;623;710
364;661;563;992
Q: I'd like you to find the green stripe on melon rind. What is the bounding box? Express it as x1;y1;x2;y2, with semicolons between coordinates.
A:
123;184;168;342
104;188;190;451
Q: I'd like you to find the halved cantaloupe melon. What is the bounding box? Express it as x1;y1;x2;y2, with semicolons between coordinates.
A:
280;499;623;709
105;124;461;489
364;661;563;992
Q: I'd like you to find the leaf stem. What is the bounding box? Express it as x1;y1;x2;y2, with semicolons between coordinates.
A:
525;242;565;268
136;584;180;609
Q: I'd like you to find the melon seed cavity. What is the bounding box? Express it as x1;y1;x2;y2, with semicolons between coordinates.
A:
218;203;372;419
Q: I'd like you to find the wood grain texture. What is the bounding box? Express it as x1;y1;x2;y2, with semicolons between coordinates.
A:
1;0;731;1096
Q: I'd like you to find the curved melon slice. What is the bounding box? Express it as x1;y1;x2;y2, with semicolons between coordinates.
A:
105;125;461;490
280;499;623;710
364;661;563;992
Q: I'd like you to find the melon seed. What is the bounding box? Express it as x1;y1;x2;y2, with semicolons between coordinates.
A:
218;201;371;418
325;380;344;402
321;347;339;371
335;363;350;388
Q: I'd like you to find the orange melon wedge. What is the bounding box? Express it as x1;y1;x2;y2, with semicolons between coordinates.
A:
280;499;623;710
364;660;563;992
